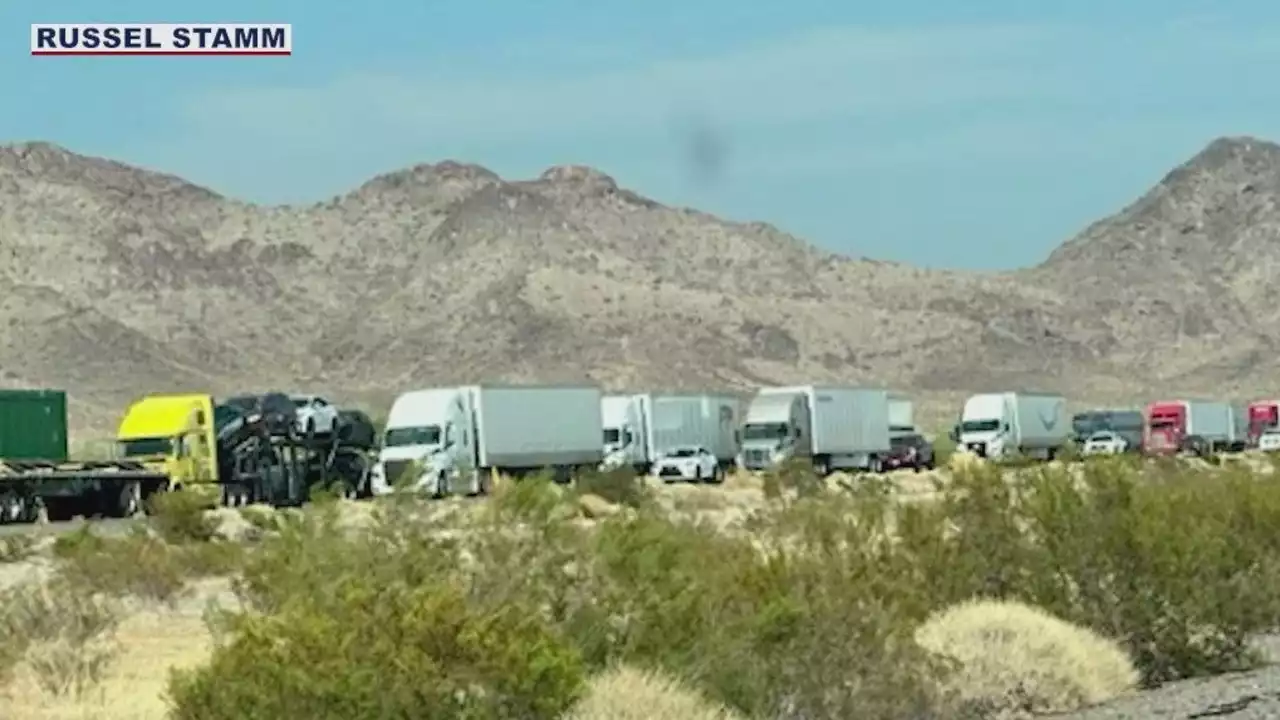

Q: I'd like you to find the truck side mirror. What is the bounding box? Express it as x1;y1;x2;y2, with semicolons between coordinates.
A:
949;426;959;442
1002;423;1010;433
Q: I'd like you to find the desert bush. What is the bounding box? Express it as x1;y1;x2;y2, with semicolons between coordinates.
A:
168;580;586;719
154;451;1280;718
574;466;650;509
916;598;1138;716
51;522;240;604
931;433;957;467
578;502;952;719
0;578;122;694
148;489;220;543
761;456;824;500
897;458;1280;684
565;664;745;720
0;534;37;563
52;525;187;603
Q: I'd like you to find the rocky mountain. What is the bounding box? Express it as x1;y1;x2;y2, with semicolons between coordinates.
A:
0;137;1278;434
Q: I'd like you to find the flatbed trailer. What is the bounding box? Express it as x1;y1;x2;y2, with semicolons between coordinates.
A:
0;460;169;523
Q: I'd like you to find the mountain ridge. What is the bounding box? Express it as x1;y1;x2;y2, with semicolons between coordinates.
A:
2;135;1279;434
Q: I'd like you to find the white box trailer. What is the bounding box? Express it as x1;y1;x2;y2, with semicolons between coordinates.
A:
888;393;914;433
473;385;603;470
958;391;1069;461
742;386;890;474
648;394;740;463
374;384;603;496
602;393;741;472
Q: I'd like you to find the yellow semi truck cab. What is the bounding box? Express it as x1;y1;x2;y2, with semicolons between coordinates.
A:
115;393;220;503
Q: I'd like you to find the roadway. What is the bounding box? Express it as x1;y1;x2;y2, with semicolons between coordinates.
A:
0;518;135;539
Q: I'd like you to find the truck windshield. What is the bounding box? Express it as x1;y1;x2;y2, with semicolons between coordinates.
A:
960;420;1000;433
213;405;242;432
742;423;788;441
384;426;441;447
603;428;620;444
120;437;172;457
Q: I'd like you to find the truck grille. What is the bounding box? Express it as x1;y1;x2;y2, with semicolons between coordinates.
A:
743;449;769;469
382;460;415;485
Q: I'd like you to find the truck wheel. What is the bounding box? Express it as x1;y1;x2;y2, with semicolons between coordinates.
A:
108;482;141;518
0;492;17;524
470;470;490;497
708;466;725;484
813;458;830;476
17;496;37;524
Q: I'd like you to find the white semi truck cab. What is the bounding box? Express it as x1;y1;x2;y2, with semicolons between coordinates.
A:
371;388;478;496
958;393;1011;459
958;391;1068;461
739;393;808;470
600;394;649;471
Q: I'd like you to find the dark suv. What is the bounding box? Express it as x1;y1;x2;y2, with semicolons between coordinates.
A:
882;433;934;472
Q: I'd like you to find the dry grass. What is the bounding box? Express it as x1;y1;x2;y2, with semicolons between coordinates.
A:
564;665;745;720
915;598;1139;716
4;591;217;719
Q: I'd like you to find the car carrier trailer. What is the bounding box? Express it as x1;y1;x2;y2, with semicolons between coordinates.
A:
0;390;378;525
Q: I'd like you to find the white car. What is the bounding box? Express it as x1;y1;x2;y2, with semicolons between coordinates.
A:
290;394;340;437
650;446;721;483
1082;431;1127;456
1259;430;1280;452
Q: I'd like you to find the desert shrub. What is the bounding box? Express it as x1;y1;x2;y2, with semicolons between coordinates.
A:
168;580;586;720
52;525;187;603
565;665;745;720
0;578;122;694
930;433;957;467
574;466;650;509
51;522;238;603
579;503;952;719
148;489;220;543
761;456;824;500
897;458;1280;684
162;453;1280;718
0;534;37;563
915;598;1138;716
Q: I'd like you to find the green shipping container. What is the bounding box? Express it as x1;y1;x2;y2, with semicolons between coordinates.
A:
0;389;69;462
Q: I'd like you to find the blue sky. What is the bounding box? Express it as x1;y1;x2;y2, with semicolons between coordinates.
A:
6;1;1280;270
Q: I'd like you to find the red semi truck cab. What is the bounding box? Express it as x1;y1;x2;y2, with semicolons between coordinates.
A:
1248;400;1280;445
1143;401;1186;455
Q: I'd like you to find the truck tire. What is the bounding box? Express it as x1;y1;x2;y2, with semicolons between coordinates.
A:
106;481;141;519
813;457;831;476
469;470;490;497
